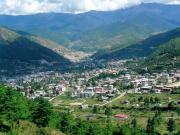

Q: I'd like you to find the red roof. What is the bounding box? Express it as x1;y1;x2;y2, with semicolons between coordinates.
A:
114;114;128;118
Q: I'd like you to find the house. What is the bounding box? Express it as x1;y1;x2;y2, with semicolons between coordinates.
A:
162;87;172;92
80;104;88;109
102;96;109;101
174;74;180;81
152;89;161;94
141;86;152;93
114;114;128;119
84;87;95;98
56;85;66;94
71;86;82;97
35;91;46;97
94;87;107;97
161;73;170;79
154;85;163;90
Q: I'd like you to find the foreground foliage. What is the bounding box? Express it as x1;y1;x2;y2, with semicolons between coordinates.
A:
0;85;179;135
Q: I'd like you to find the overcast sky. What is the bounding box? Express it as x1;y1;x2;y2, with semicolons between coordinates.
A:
0;0;179;15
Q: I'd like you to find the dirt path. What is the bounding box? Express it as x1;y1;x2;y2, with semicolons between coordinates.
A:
95;92;126;107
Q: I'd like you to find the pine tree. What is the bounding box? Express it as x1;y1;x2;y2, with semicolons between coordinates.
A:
31;97;53;127
93;105;99;114
105;107;112;116
167;118;176;134
144;97;150;108
146;117;156;135
131;118;137;129
59;112;75;133
105;118;113;135
176;107;180;118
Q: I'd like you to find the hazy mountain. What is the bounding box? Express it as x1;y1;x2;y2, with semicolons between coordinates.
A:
92;27;180;61
0;3;180;52
69;3;180;52
0;27;71;75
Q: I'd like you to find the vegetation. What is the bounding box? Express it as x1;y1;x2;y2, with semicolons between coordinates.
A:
0;85;179;135
142;37;180;72
0;27;71;76
1;3;180;52
93;27;180;61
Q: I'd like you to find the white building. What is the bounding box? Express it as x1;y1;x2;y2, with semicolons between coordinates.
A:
84;87;95;98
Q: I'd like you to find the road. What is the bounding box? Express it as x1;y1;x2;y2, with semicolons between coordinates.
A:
95;92;126;107
50;92;126;107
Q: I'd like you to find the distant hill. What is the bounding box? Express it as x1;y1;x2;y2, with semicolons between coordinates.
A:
0;3;180;52
93;27;180;60
0;27;71;75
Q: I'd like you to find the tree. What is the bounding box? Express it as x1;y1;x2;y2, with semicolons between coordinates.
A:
176;107;180;118
93;106;100;114
87;123;103;135
105;118;113;135
131;119;137;129
105;107;112;116
138;96;143;102
154;97;160;104
167;118;176;134
144;97;150;108
150;97;154;104
74;119;89;135
154;111;162;125
0;86;30;121
168;101;175;110
59;112;75;133
31;97;53;127
118;124;131;135
146;117;156;135
131;118;139;135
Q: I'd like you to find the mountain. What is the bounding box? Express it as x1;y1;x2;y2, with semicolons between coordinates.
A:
69;3;180;52
142;37;180;72
93;27;180;60
0;27;72;76
16;31;90;62
0;3;180;52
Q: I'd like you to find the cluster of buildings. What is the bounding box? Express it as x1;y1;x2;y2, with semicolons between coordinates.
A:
1;59;180;101
130;71;180;93
72;84;116;99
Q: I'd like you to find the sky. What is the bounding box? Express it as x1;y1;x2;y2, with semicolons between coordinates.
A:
0;0;180;15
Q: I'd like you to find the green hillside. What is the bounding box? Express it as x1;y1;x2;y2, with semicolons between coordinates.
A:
143;38;180;72
70;14;177;52
0;27;71;75
93;27;180;60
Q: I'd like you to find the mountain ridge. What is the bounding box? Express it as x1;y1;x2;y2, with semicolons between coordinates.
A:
0;26;72;75
142;37;180;72
0;3;180;52
92;27;180;61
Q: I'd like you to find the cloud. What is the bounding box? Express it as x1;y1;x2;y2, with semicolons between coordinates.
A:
0;0;62;15
168;0;180;4
0;0;179;15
